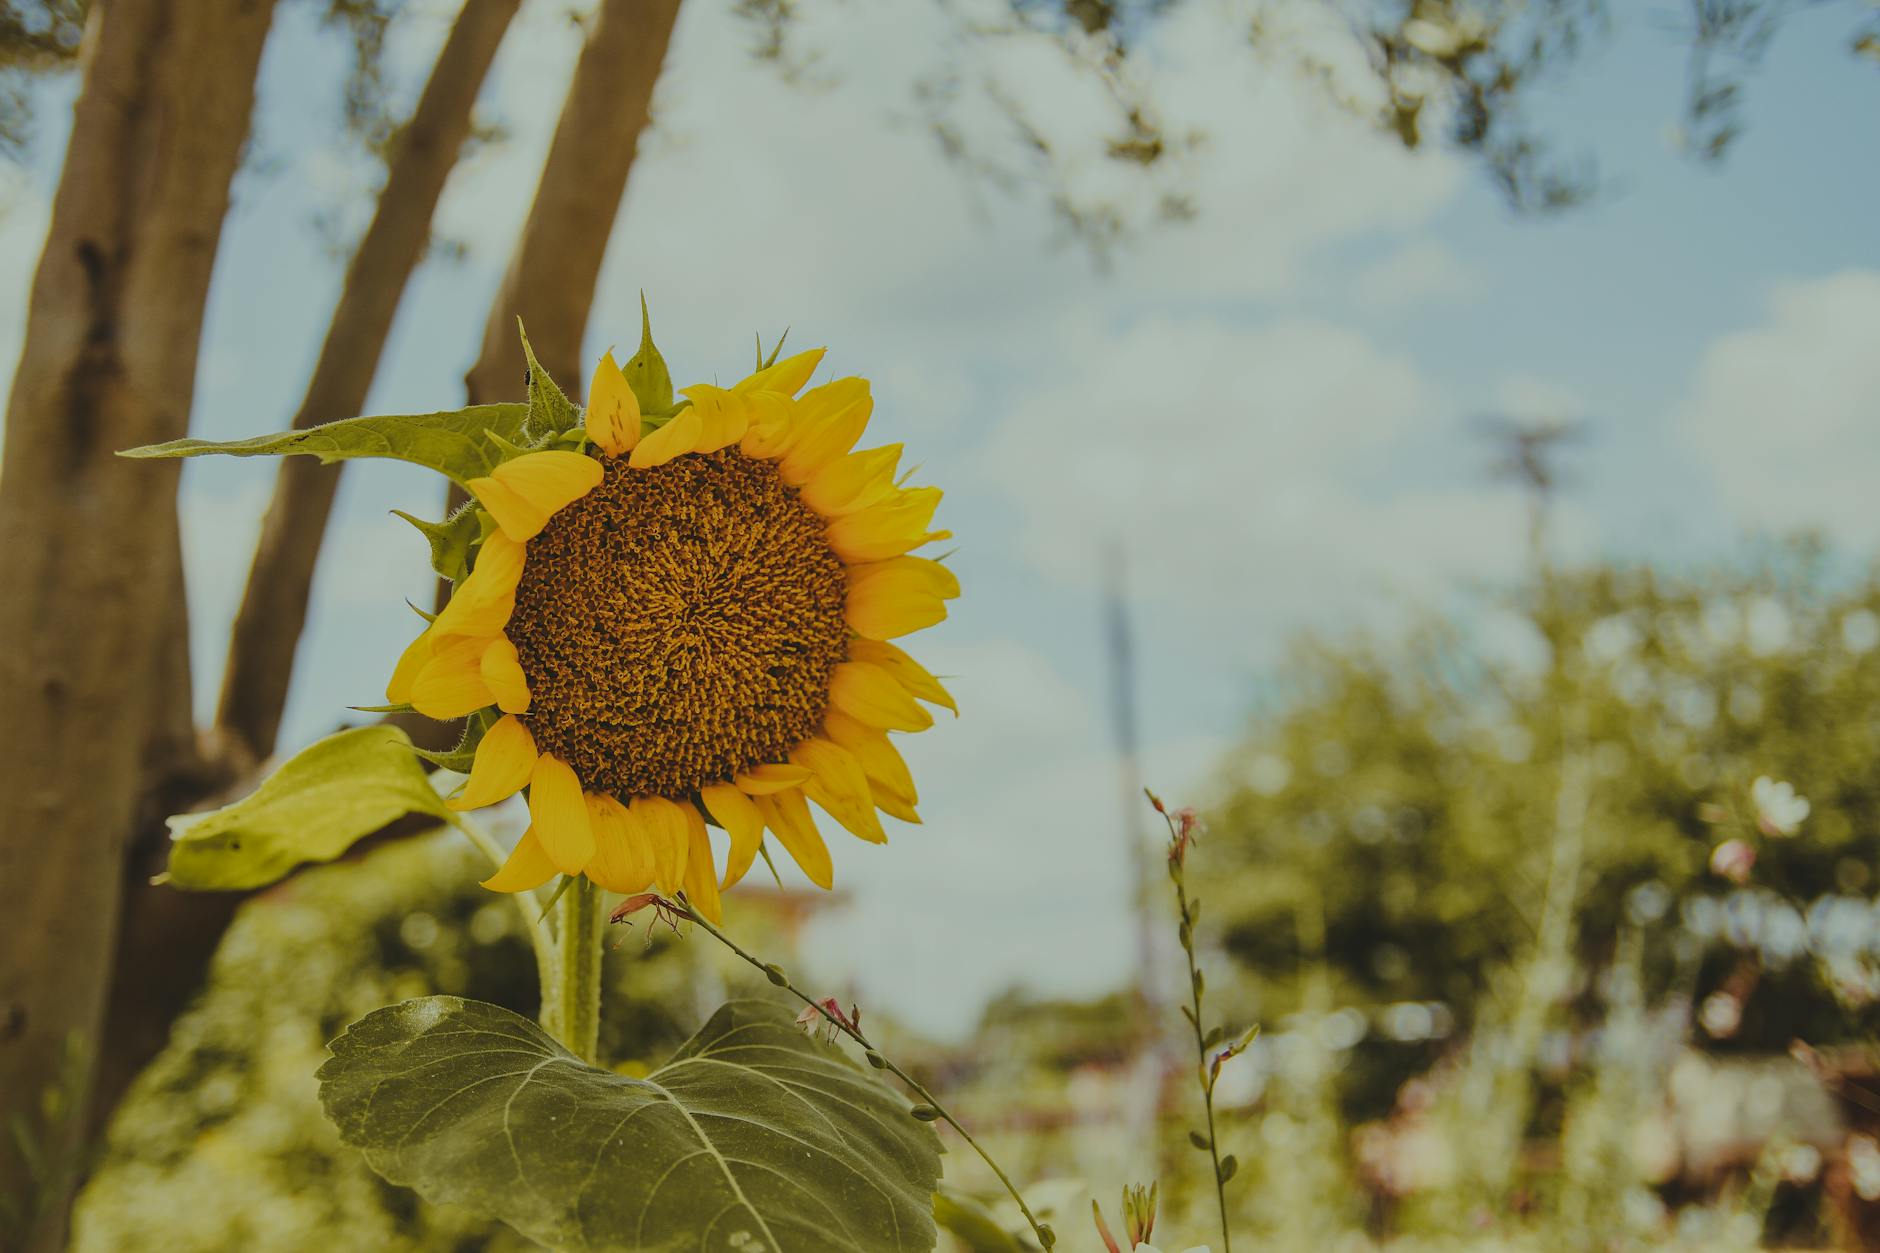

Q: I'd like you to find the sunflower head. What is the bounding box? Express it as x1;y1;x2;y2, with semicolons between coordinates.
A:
386;322;957;920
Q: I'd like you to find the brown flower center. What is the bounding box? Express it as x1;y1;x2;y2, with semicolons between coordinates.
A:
506;450;848;798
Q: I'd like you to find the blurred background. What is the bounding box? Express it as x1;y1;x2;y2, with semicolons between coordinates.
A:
1;0;1877;1248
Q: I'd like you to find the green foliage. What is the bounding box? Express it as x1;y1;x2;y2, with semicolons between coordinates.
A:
164;726;447;890
390;505;480;583
624;293;675;416
318;996;944;1253
413;707;496;776
120;402;530;486
517;321;578;443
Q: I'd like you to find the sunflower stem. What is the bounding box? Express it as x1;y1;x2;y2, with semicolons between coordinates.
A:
553;878;604;1064
678;903;1057;1249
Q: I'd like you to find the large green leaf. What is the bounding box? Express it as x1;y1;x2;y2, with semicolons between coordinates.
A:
121;403;530;485
165;726;448;890
318;996;944;1253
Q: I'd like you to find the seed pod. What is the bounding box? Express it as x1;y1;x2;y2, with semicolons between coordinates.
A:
763;963;788;986
909;1103;940;1122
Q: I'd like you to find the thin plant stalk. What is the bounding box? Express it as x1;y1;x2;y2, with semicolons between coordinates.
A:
1171;839;1232;1253
553;878;603;1064
676;903;1057;1250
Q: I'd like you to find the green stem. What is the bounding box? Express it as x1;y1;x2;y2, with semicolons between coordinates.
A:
1176;868;1233;1253
553;878;603;1064
681;904;1056;1250
446;812;555;997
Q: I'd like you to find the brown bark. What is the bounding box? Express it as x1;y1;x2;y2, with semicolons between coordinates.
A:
462;0;684;406
215;0;524;761
0;1;277;1247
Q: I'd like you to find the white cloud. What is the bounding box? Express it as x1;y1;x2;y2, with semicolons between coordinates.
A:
1353;240;1479;309
1676;270;1880;547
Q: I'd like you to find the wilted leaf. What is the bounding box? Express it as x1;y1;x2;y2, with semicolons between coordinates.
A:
166;726;447;890
318;996;943;1252
121;403;530;485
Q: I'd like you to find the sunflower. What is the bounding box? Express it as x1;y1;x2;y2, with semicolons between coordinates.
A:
386;347;957;921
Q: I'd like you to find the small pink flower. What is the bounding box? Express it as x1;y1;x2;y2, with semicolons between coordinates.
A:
1710;838;1756;885
794;997;860;1044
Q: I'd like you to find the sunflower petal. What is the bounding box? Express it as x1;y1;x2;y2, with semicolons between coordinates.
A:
846;639;956;714
845;556;959;640
411;637;497;719
585;793;654;894
752;788;833;889
735;347;825;397
529;754;595;874
630;795;691;893
679;801;724;923
823;708;918;804
432;532;524;639
778;379;871;485
628;408;703;469
386;627;435;704
680;385;752;454
791;738;886;844
828;661;934;732
472;451;603;540
871;787;921;824
701;783;765;889
739;392;797;459
586;351;641;456
734;762;814;795
479;636;531;713
449;714;539;811
800;443;903;516
480;829;558;893
825;487;943;562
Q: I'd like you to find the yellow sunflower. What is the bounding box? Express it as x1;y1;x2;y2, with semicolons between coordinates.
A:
385;347;957;921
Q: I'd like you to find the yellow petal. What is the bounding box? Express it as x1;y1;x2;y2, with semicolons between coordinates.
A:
871;787;921;825
480;829;558;893
411;637;497;719
679;385;751;453
432;532;525;639
791;738;886;845
529;754;595;874
825;487;944;562
828;661;933;732
585;793;654;894
845;557;958;640
824;708;918;805
752;788;833;889
733;762;814;795
473;451;604;541
630;795;691;893
679;801;724;923
799;443;903;517
586;351;641;456
386;627;434;704
734;347;825;397
449;714;539;811
847;639;956;714
701;783;765;889
739;392;797;459
465;475;546;544
479;636;531;713
628;408;702;469
778;379;871;485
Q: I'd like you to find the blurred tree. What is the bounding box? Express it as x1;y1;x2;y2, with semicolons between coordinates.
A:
0;0;1869;1246
1202;543;1880;1117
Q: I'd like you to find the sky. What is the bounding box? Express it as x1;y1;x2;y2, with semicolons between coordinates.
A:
2;0;1876;1036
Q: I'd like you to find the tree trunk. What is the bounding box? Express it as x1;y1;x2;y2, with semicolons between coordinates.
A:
463;0;684;406
87;0;526;1140
0;1;277;1248
213;0;524;762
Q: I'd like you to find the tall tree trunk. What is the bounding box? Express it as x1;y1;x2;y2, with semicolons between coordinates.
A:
463;0;684;406
89;0;526;1138
0;1;277;1248
215;0;523;761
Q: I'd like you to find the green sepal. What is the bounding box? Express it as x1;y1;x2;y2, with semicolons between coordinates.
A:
348;702;417;715
517;320;578;442
622;292;674;414
413;706;497;774
163;726;449;891
392;504;481;583
120;404;530;486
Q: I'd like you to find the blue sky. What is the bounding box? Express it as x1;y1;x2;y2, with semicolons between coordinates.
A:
2;0;1875;1034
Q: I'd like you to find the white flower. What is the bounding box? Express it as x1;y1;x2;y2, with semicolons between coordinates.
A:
1752;776;1810;837
1710;838;1756;885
